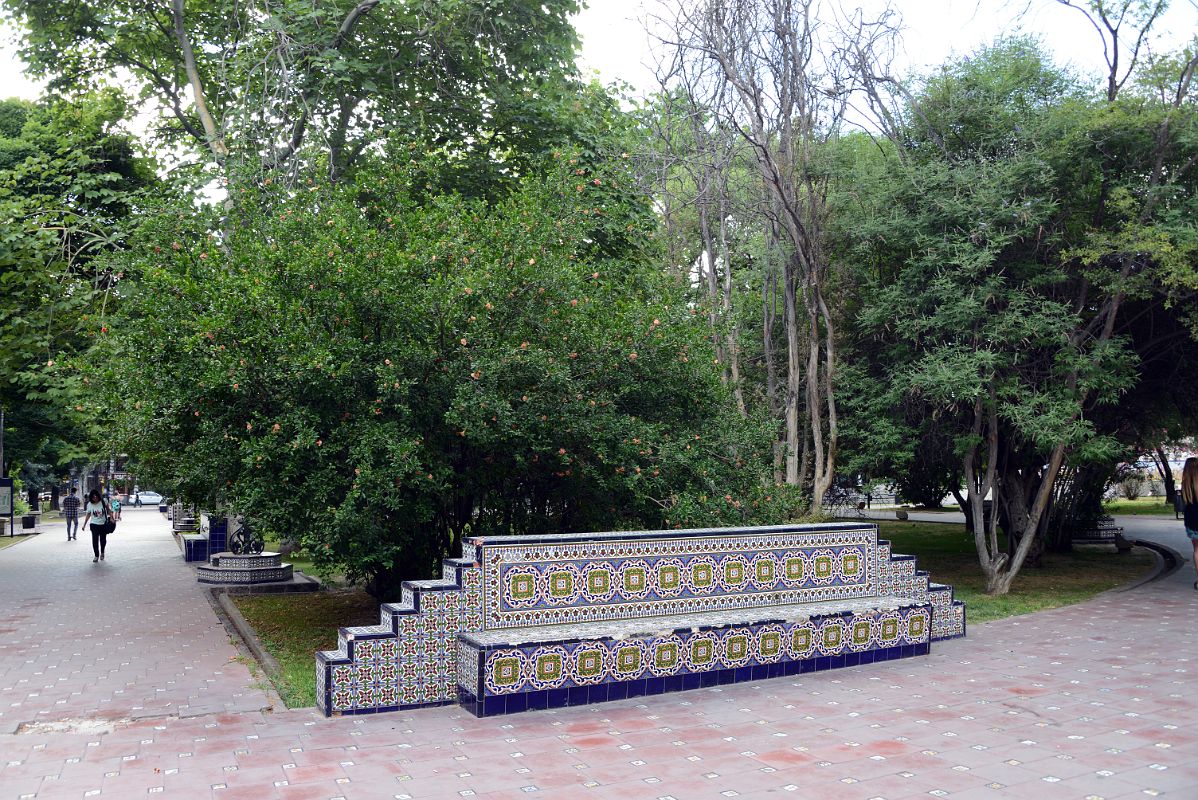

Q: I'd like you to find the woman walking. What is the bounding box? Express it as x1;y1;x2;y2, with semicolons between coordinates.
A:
1183;457;1198;590
83;489;112;563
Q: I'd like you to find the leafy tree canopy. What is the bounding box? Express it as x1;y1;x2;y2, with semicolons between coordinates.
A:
0;91;157;475
3;0;586;192
91;152;790;596
836;35;1197;592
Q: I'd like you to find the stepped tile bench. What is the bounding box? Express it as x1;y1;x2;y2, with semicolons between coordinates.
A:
317;523;965;717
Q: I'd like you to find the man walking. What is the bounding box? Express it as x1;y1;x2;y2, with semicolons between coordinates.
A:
62;487;81;541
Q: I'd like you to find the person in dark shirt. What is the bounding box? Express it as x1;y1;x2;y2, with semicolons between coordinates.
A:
1182;457;1198;590
62;488;81;541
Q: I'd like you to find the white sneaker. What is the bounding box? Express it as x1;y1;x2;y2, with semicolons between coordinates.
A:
92;557;98;562
100;554;105;561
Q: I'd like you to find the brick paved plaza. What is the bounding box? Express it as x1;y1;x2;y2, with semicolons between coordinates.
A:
1;509;1195;799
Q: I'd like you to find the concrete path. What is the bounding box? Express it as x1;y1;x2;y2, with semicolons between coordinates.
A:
1;510;1196;799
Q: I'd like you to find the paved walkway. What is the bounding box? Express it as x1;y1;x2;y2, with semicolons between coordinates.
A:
1;511;1196;799
0;509;271;725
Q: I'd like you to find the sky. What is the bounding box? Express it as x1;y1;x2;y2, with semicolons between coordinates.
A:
574;0;1198;95
0;1;1194;104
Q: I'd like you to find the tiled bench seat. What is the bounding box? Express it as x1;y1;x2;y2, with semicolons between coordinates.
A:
458;595;932;716
317;523;965;717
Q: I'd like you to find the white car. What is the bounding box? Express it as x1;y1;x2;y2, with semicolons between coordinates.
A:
133;491;164;506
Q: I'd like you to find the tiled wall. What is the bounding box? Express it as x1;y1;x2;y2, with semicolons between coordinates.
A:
876;540;967;641
317;558;482;714
477;528;876;629
317;524;966;717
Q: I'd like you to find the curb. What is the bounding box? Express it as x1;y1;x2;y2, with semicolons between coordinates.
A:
1115;539;1184;592
0;532;42;551
212;590;284;679
206;589;289;712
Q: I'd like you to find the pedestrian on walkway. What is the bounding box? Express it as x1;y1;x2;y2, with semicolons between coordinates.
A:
1183;457;1198;590
83;489;112;563
111;495;122;521
62;487;81;541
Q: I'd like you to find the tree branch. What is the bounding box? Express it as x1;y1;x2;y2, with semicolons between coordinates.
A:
170;0;228;160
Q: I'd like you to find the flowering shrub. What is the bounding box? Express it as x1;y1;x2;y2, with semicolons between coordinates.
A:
96;155;787;596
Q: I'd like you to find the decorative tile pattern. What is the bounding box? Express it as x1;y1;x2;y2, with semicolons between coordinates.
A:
460;604;933;714
318;524;966;717
481;530;875;630
875;541;966;641
195;564;293;584
318;560;482;715
210;552;282;569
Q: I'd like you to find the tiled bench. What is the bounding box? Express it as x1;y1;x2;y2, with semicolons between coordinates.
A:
182;534;208;562
180;513;228;563
317;523;965;717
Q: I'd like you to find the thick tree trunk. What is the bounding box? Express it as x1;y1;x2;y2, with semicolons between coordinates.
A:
1154;446;1177;506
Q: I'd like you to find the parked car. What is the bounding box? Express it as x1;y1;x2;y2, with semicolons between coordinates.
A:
133;491;164;506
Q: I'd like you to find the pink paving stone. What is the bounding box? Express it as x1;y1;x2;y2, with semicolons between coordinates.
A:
3;511;1198;798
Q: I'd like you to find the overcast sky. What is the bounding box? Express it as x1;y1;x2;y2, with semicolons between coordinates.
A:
575;0;1197;94
0;1;1194;104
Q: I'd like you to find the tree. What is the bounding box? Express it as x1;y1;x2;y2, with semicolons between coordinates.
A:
92;152;790;597
651;0;901;509
4;0;585;191
848;36;1198;593
0;92;156;477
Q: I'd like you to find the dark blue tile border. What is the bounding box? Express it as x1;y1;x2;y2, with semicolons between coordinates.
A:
461;642;925;717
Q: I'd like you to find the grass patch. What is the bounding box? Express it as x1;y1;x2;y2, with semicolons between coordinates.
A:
0;533;36;550
1102;496;1177;516
876;520;1154;623
263;540;349;587
231;589;379;708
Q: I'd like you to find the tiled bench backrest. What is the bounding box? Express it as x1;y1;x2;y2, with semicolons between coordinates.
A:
468;523;877;631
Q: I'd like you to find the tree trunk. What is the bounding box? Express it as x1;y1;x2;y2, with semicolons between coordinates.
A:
763;226;783;483
804;295;825;506
1154;446;1177;506
170;0;228;162
810;283;838;508
783;254;802;486
718;189;747;415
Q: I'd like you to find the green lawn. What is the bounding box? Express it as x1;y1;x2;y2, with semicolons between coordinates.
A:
876;520;1154;623
263;540;349;587
233;519;1155;708
0;533;36;550
230;590;379;708
1102;496;1178;516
